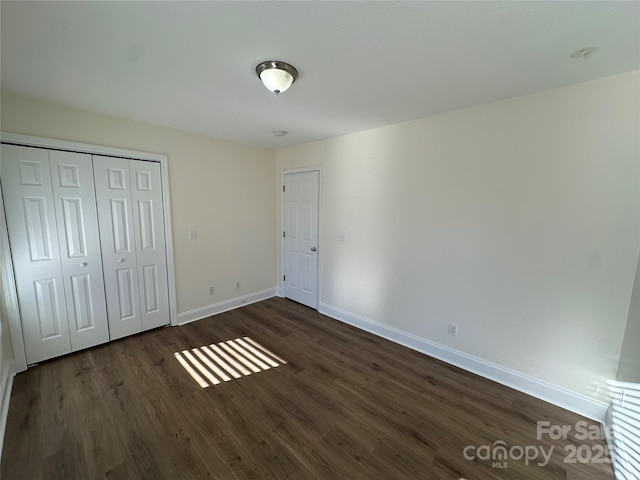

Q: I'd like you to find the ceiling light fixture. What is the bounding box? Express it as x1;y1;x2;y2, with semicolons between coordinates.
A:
272;130;288;137
256;61;298;95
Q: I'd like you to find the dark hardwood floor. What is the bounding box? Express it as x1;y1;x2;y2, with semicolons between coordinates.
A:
2;297;614;479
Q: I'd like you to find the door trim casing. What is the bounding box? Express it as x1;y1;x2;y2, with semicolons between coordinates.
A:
0;132;178;372
0;181;25;373
280;167;322;309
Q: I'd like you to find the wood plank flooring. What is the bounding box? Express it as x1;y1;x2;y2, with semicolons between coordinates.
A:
2;298;614;479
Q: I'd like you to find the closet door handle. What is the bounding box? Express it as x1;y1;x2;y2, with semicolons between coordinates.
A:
117;258;125;263
80;262;88;267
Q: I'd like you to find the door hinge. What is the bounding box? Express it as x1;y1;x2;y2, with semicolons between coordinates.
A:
283;275;286;281
283;231;285;238
282;185;285;192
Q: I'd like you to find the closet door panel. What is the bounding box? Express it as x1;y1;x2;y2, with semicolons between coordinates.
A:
93;155;141;340
50;151;109;350
130;160;169;330
1;145;71;363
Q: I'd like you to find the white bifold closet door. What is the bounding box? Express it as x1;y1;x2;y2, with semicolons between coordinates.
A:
93;156;169;340
1;145;109;364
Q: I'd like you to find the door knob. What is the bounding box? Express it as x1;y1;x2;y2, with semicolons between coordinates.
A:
79;262;87;267
310;247;317;252
118;258;125;263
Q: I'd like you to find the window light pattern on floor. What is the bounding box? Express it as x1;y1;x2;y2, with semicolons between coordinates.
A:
174;337;287;388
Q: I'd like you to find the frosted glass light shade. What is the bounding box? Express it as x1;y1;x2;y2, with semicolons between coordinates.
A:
256;61;298;95
260;69;293;94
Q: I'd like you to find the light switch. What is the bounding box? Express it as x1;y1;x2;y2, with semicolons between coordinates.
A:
188;230;196;240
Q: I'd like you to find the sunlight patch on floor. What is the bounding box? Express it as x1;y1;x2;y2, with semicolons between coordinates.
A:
174;337;287;388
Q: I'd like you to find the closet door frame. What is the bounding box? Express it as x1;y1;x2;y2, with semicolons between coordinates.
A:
0;132;178;373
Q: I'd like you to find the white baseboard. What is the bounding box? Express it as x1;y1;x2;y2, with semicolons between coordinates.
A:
318;302;608;422
177;289;277;325
0;360;16;461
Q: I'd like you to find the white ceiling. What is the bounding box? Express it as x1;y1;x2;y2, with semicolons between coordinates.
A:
1;1;639;149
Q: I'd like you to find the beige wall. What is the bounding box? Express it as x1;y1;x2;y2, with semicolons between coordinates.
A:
276;71;640;401
1;91;277;317
617;253;640;383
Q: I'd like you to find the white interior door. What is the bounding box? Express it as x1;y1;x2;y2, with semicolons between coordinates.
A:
49;150;109;351
93;155;142;340
284;171;319;308
1;145;72;363
130;160;169;331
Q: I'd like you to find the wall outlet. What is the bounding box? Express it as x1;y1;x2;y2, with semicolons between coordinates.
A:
209;286;215;295
448;323;458;336
235;281;240;290
337;232;346;241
